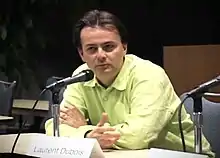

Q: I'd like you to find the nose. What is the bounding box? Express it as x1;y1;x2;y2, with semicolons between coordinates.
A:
96;47;106;62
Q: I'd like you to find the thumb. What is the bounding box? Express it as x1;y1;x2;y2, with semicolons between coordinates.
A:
97;113;108;127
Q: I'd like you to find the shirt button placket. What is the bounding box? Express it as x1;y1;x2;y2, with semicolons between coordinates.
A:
103;96;108;101
103;89;109;101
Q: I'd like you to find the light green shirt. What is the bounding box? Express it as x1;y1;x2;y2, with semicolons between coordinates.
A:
45;54;214;157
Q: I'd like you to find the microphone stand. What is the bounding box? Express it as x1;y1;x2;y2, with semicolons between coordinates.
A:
51;87;61;137
45;70;94;137
192;92;220;153
191;94;203;154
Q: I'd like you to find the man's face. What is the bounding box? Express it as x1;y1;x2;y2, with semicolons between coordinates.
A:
78;26;127;79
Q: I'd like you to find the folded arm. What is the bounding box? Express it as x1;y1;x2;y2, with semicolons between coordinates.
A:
45;83;96;138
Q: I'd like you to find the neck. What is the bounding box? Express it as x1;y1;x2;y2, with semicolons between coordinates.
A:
96;57;125;88
96;73;117;88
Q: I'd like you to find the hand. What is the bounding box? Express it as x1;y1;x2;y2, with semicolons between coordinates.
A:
60;104;87;128
86;113;120;149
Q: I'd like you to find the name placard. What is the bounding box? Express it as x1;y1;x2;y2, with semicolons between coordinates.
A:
0;133;105;158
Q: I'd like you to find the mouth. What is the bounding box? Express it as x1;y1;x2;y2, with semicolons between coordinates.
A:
95;64;110;69
96;64;108;67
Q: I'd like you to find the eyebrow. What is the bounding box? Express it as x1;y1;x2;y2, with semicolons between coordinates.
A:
85;44;96;47
85;41;116;47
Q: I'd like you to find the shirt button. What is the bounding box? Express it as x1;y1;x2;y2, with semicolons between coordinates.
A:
103;96;108;101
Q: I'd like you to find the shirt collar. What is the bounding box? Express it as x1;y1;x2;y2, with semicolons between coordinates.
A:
111;57;130;91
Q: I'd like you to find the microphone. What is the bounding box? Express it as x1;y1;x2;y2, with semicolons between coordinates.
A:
187;75;220;97
46;69;93;137
46;69;94;90
10;69;94;155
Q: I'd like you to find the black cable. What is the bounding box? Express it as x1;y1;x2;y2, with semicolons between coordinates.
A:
11;88;47;153
178;95;190;152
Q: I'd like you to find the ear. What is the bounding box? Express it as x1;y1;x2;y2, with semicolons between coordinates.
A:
122;43;127;54
78;48;86;62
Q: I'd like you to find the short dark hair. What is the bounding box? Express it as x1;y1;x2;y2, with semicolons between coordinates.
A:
73;9;128;48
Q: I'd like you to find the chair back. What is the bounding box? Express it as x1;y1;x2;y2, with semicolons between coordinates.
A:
0;80;16;116
180;93;220;158
43;76;65;105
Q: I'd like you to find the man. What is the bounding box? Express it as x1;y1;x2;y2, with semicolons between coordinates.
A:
45;9;214;157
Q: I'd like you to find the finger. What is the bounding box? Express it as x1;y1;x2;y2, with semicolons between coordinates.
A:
62;106;81;115
103;131;121;138
60;119;69;125
60;107;68;113
64;105;78;111
99;139;115;146
61;107;76;116
95;126;115;133
101;132;120;141
98;138;116;149
100;136;120;142
103;122;110;127
60;115;66;121
97;113;108;127
59;118;64;124
60;113;67;119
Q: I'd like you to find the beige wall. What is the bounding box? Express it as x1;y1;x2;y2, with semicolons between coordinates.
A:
163;45;220;102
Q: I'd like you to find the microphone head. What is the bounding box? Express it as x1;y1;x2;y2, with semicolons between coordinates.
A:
82;69;94;81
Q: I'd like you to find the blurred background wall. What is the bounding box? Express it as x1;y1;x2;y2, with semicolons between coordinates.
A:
0;0;219;99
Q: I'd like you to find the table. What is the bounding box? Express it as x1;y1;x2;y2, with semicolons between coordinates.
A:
0;116;13;121
11;99;49;132
12;99;49;117
0;133;209;158
0;115;14;130
0;133;149;158
104;149;148;158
